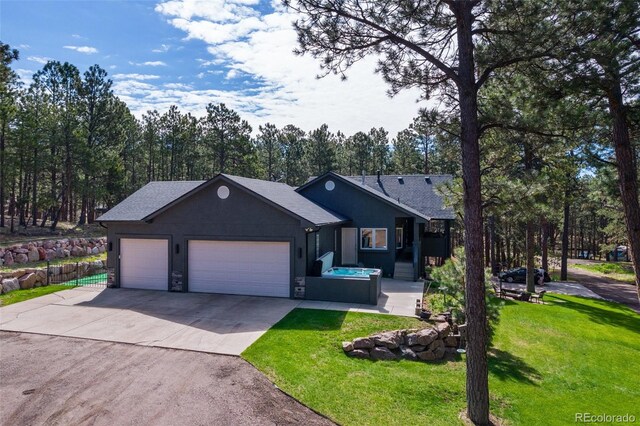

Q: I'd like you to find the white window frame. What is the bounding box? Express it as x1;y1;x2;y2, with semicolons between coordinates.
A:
396;227;404;249
360;228;388;250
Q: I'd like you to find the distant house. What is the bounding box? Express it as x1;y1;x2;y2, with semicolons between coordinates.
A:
98;172;454;300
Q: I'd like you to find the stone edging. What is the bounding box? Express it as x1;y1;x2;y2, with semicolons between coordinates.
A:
342;321;461;362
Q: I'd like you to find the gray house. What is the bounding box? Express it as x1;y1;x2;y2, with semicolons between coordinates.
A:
98;172;454;301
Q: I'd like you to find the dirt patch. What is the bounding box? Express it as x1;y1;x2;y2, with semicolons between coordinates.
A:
0;332;334;426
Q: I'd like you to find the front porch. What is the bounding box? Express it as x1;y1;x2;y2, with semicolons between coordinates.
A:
394;218;452;281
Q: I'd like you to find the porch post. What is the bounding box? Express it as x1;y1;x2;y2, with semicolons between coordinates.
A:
413;223;420;281
444;220;452;258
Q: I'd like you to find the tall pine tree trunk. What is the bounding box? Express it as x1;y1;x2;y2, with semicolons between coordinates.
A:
607;78;640;298
561;189;570;281
454;3;489;423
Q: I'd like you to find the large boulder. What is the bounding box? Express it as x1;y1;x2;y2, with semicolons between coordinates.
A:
342;341;354;352
27;248;40;262
398;345;417;361
370;346;398;361
1;277;19;293
70;246;84;257
15;253;28;264
45;249;56;260
444;336;458;347
98;245;106;253
416;350;437;361
347;349;370;359
372;331;403;349
416;327;439;346
91;246;100;255
435;322;451;338
37;247;46;261
3;252;13;266
405;332;419;346
18;273;37;289
44;240;55;250
61;263;75;274
352;337;374;350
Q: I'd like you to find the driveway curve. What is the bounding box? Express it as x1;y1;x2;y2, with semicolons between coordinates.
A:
0;332;334;426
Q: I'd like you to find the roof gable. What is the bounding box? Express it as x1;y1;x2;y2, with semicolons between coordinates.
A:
97;174;346;226
297;172;455;220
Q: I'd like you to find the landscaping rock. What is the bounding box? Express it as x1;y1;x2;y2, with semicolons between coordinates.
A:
405;332;419;346
416;327;439;346
15;253;29;264
428;339;444;352
410;345;426;352
1;277;19;293
444;336;458;347
91;246;100;255
416;350;437;361
55;247;65;258
373;331;403;349
370;346;397;361
352;337;374;350
18;273;37;289
347;349;370;359
435;322;451;338
27;248;40;262
71;246;84;257
342;341;354;352
398;345;417;361
0;283;3;293
37;247;46;261
61;263;75;274
3;252;13;266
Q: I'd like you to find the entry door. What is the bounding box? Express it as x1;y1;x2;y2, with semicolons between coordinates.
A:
119;238;169;290
341;228;358;265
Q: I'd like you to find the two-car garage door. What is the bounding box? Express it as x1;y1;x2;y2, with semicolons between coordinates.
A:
188;240;290;297
119;238;290;297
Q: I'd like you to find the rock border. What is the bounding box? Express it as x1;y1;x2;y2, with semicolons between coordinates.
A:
342;321;461;362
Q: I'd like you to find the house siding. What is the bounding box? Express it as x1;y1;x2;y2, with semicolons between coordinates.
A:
106;180;310;297
298;175;425;277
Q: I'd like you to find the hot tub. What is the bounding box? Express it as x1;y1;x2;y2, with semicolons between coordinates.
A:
322;267;380;279
305;252;382;305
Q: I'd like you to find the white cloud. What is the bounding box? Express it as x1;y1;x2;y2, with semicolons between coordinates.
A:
109;65;117;70
164;82;193;90
63;45;99;54
113;73;161;80
16;68;35;84
18;44;30;49
27;56;51;64
130;61;168;67
152;44;171;53
144;1;425;136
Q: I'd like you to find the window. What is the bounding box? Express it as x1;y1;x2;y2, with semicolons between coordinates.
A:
396;227;403;249
360;228;387;250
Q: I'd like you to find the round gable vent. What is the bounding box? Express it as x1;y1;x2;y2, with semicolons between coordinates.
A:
217;185;230;199
325;180;335;191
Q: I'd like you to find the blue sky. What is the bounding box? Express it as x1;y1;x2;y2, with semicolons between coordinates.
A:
1;0;423;136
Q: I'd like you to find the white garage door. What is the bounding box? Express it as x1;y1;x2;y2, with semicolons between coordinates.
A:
120;238;169;290
188;240;290;297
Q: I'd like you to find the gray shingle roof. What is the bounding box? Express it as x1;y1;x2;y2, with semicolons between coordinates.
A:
350;174;456;220
97;174;346;226
222;174;347;226
97;181;205;222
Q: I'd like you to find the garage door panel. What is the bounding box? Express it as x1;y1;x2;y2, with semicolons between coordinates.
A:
120;238;169;291
188;240;290;297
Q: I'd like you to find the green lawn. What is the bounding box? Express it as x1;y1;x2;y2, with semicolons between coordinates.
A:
573;262;636;283
0;284;74;306
243;295;640;425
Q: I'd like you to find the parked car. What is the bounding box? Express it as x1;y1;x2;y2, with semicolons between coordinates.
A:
607;246;630;262
498;267;551;284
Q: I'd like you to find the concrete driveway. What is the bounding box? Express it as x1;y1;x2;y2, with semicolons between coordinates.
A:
0;278;422;355
0;332;334;426
0;287;299;355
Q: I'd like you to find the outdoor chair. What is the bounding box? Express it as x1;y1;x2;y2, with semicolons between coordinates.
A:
530;290;546;304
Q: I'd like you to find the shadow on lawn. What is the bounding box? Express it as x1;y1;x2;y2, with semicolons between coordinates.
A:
547;295;640;335
488;348;542;385
271;308;348;331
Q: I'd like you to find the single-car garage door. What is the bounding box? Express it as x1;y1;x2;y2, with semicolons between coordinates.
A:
120;238;169;290
188;240;290;297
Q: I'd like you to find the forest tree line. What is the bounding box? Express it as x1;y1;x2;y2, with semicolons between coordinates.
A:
0;41;638;271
